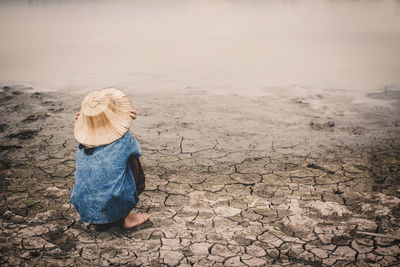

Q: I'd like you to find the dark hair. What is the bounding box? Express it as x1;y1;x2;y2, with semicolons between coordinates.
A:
79;144;95;155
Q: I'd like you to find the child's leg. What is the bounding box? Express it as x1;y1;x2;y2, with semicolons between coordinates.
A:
123;211;150;229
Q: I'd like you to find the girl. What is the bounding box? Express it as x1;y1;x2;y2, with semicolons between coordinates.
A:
70;87;149;229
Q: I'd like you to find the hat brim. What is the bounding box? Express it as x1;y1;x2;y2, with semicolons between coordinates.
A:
74;88;133;147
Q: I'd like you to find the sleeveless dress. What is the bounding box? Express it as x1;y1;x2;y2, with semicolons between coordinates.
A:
70;131;141;224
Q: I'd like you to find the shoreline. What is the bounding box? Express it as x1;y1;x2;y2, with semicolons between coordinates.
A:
0;84;399;266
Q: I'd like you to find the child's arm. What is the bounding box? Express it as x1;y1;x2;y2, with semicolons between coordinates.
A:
127;129;141;157
128;109;138;140
129;129;138;140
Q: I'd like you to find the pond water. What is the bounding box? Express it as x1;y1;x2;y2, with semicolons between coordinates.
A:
0;0;400;94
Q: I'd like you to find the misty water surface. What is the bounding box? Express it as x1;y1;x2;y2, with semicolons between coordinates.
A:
0;0;400;94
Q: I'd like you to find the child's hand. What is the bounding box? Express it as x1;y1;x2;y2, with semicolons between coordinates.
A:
74;112;80;120
129;109;138;119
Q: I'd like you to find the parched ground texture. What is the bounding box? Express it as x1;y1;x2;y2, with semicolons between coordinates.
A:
1;85;400;266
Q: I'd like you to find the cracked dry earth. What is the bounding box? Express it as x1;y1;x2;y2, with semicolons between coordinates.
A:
1;85;400;266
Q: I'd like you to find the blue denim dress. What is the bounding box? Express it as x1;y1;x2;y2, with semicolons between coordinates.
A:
70;131;142;224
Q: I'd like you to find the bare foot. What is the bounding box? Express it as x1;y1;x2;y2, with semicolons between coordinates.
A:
123;212;150;229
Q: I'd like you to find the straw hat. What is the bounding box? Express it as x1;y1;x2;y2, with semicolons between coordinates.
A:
74;87;133;147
